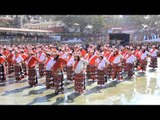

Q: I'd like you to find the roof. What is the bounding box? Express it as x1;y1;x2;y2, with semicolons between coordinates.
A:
111;28;122;30
24;21;65;27
0;27;53;33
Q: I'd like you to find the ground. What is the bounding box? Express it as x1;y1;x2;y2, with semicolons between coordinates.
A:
0;58;160;105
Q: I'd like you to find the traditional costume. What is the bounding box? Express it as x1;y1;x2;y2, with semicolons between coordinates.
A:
73;57;88;93
95;56;108;85
66;53;75;81
125;52;137;78
149;46;158;69
37;51;46;77
45;53;55;89
13;53;24;81
110;51;123;81
0;54;6;81
52;57;67;94
27;53;41;86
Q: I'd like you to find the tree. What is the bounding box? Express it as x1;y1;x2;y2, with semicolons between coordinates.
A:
0;15;11;27
0;21;10;27
54;15;106;33
123;15;160;30
104;15;125;28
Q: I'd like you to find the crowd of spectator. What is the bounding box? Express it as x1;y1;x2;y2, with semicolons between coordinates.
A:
0;32;56;44
134;27;160;41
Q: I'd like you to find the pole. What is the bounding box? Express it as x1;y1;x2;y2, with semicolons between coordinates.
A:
20;15;23;28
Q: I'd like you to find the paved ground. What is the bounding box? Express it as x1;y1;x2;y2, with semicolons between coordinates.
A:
0;58;160;105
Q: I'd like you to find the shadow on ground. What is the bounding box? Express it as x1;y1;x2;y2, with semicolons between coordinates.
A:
53;92;81;105
1;82;45;96
86;80;95;86
27;92;57;105
25;87;47;95
136;72;146;77
1;86;31;96
148;69;156;72
84;81;120;95
0;79;16;86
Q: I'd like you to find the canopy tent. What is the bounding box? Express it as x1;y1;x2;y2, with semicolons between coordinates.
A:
142;38;160;42
61;39;82;43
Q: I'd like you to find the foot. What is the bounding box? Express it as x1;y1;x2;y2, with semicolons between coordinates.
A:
118;80;123;82
101;84;106;87
55;91;59;95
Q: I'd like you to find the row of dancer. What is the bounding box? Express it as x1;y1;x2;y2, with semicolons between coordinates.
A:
0;43;159;94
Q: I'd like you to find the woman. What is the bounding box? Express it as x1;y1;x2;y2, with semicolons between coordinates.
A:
0;53;6;82
26;52;41;87
110;49;123;81
149;45;159;69
52;53;67;94
138;48;150;72
13;51;24;81
73;55;88;94
125;49;137;78
95;55;108;86
66;52;75;81
44;52;55;89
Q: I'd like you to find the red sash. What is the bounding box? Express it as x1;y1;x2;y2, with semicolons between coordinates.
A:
89;55;97;65
0;56;5;64
38;52;42;59
123;51;128;58
67;55;72;62
138;52;143;60
97;59;103;66
109;54;119;63
135;50;140;57
84;54;90;60
125;53;132;60
73;61;79;70
102;51;107;56
151;49;156;54
44;57;51;66
81;49;86;57
22;53;28;60
105;52;110;58
14;55;19;63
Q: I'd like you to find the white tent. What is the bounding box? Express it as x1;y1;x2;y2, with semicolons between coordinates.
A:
142;38;160;42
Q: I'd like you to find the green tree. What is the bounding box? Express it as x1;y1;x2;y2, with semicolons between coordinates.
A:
55;15;106;33
123;15;160;30
0;20;10;27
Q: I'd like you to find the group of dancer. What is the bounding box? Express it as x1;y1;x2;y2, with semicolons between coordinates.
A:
0;43;159;94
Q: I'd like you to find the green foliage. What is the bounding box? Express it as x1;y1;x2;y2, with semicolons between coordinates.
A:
0;20;10;27
123;15;160;29
54;15;106;33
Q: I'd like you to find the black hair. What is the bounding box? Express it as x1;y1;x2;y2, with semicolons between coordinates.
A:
100;50;103;53
71;48;75;53
54;54;59;61
21;51;24;54
142;49;146;53
74;55;80;61
46;53;51;56
100;56;103;59
69;53;72;56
